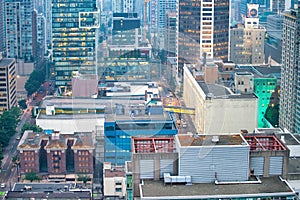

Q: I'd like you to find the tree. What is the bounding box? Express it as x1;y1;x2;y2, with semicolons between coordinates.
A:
25;80;39;96
0;130;11;147
77;174;91;185
0;108;22;166
10;107;22;120
0;108;21;132
21;123;43;136
25;68;46;96
25;171;40;182
12;155;19;163
18;99;27;110
265;105;279;127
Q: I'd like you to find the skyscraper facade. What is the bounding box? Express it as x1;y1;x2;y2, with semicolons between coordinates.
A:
123;0;136;13
51;0;99;87
157;0;177;29
45;0;52;48
150;0;158;32
179;0;229;67
0;0;4;54
230;5;265;64
4;0;34;62
165;11;178;58
112;0;122;13
279;5;300;133
178;0;201;66
154;0;178;50
0;55;17;113
213;0;229;61
112;0;136;13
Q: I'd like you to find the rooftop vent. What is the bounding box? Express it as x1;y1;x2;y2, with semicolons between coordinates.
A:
280;135;286;144
115;104;124;115
163;173;192;185
207;93;214;99
212;136;219;143
46;105;55;116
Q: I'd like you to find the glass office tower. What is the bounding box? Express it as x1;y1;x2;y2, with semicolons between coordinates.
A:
4;0;34;61
178;0;229;68
52;0;99;87
0;0;4;53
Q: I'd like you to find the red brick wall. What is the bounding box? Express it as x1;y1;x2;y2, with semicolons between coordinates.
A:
74;150;94;174
20;150;39;174
47;150;66;174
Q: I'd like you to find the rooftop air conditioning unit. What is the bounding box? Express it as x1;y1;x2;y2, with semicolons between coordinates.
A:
212;136;219;143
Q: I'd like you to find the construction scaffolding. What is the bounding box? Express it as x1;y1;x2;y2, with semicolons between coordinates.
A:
244;135;286;151
133;137;175;154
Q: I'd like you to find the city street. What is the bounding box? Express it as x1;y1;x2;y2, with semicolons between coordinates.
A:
158;83;196;134
0;107;32;189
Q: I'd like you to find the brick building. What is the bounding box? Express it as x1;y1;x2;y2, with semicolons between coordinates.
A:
18;131;95;179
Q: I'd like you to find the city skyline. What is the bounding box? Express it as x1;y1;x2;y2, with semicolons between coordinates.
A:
0;1;300;200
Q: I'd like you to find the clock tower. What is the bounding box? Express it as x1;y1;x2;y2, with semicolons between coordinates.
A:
247;4;259;18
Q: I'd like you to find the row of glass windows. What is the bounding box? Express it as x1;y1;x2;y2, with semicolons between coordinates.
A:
105;123;174;131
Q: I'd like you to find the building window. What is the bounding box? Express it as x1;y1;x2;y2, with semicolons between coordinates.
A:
115;188;122;192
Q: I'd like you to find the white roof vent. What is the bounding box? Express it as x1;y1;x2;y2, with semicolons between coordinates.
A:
46;104;55;115
212;136;219;143
280;135;286;144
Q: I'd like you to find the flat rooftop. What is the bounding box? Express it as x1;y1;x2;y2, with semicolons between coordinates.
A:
198;82;257;99
140;177;295;199
288;158;300;175
37;113;105;119
294;134;300;142
235;65;281;78
38;97;171;121
198;82;230;97
125;161;132;173
104;166;125;178
40;97;113;109
0;58;14;67
177;134;247;146
275;133;300;145
6;191;91;199
13;183;75;192
106;111;171;122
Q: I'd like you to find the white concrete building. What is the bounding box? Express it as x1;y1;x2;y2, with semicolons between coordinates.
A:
0;56;17;113
103;162;126;198
183;65;258;134
36;97;105;134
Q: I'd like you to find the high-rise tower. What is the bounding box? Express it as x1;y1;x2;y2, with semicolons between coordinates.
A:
0;0;4;54
112;0;136;13
51;0;99;87
279;3;300;133
178;0;229;68
4;0;34;61
230;4;265;64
